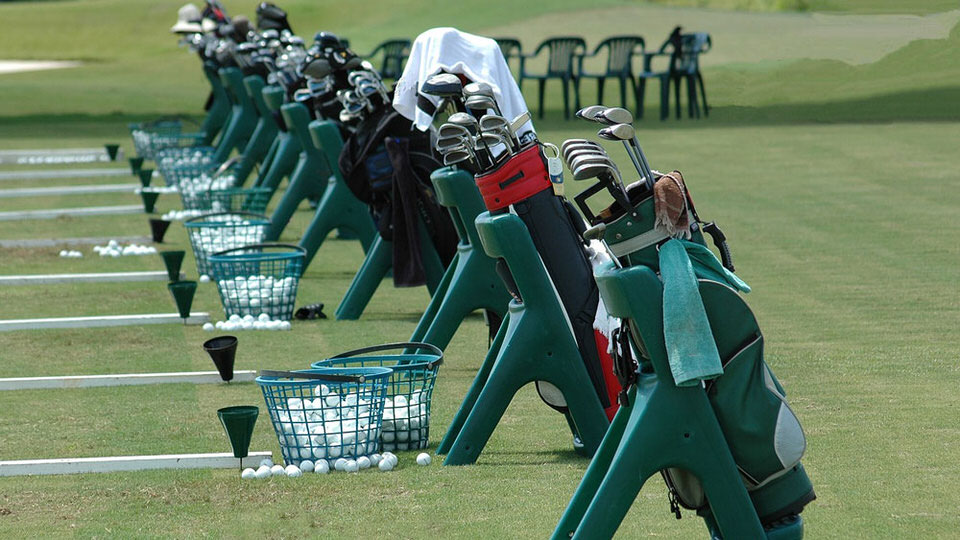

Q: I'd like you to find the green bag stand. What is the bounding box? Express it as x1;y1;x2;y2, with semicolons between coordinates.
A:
333;222;447;320
550;263;804;539
441;211;609;465
297;119;377;267
229;75;279;183
265;102;331;240
200;61;230;145
408;167;511;350
250;86;300;196
211;67;257;164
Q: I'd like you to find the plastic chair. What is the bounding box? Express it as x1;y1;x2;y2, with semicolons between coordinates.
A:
519;37;586;119
493;37;523;76
440;211;609;465
361;39;412;80
407;167;511;351
637;31;711;120
575;36;645;115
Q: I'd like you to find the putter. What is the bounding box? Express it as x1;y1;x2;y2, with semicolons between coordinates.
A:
509;111;531;138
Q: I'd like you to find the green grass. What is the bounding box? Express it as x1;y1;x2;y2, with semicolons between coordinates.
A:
1;0;959;538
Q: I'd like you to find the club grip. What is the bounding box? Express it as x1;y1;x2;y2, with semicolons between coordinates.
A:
702;222;735;272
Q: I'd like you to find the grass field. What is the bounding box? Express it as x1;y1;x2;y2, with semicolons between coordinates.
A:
1;0;958;538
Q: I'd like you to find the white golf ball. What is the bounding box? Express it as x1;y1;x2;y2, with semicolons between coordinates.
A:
280;321;291;331
378;459;394;472
202;322;214;332
416;453;432;466
334;458;348;471
199;275;211;283
314;460;330;474
215;321;224;329
344;460;359;473
254;465;272;479
357;456;371;469
270;464;285;476
369;454;381;466
285;464;302;477
259;458;274;468
241;467;256;479
299;460;314;473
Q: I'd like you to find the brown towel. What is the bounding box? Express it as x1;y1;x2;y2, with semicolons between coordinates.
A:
654;171;691;239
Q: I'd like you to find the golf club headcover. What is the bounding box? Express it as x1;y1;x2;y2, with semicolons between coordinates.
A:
654;170;691;239
474;144;551;211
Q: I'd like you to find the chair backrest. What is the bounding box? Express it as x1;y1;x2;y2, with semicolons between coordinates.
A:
594;35;645;76
494;37;522;60
535;37;586;77
366;38;412;79
680;32;711;72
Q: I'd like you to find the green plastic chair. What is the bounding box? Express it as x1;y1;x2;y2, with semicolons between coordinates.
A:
297;119;378;267
250;85;301;196
264;101;331;240
575;36;645;115
407;167;511;350
361;39;412;80
493;37;523;77
637;31;712;121
519;37;587;119
200;61;231;144
551;262;807;539
440;211;609;465
230;75;279;183
212;67;257;164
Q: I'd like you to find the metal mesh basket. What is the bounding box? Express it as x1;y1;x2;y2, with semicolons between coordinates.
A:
156;151;218;188
179;187;272;214
312;343;443;451
184;212;270;278
257;367;393;466
134;131;207;160
208;243;306;320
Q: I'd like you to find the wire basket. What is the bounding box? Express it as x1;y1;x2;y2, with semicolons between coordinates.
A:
257;367;393;466
185;212;270;278
156;151;219;188
208;243;305;320
135;131;207;160
312;343;443;451
180;187;272;214
130;121;182;157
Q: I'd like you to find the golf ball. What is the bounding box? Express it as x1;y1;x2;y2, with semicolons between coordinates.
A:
334;458;348;471
270;464;285;476
254;465;272;479
259;458;274;468
299;460;314;473
285;464;302;477
202;322;214;332
241;467;256;479
344;460;359;473
378;458;394;472
315;460;330;474
369;454;381;466
416;453;432;466
357;456;371;469
199;275;211;283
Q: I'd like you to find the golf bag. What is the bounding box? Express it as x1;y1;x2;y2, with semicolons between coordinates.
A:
591;175;815;529
340;106;458;286
474;143;620;421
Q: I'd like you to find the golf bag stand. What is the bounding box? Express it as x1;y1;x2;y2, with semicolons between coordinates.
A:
251;85;301;195
211;67;258;164
297;119;378;267
200;60;231;144
553;185;813;539
230;75;279;183
440;211;609;465
265;102;332;240
407;166;511;350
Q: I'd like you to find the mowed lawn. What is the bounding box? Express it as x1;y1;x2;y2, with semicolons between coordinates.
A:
1;0;958;538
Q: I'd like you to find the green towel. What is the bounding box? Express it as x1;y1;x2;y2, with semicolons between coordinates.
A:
660;239;723;387
681;239;751;293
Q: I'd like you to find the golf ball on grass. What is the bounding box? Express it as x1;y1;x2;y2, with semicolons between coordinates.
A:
334;458;348;471
285;465;302;477
202;322;214;331
314;460;330;474
416;453;432;466
254;465;272;479
241;468;256;479
270;464;285;476
378;458;394;472
299;460;314;473
199;275;211;283
357;456;371;469
344;460;359;473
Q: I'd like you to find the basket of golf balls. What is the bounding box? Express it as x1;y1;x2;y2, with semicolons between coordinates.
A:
139;132;209;161
208;243;305;320
257;367;392;466
129;120;184;158
155;151;218;188
184;212;270;278
179;186;272;215
312;342;443;451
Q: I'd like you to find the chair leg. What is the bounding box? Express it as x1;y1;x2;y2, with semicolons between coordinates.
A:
573;76;581;113
596;77;605;104
618;77;628;110
561;77;571;120
658;76;669;121
697;71;709;117
686;75;699;119
635;78;646;120
673;75;682;119
538;79;546;119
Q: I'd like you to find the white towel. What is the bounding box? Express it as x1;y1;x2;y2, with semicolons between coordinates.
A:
392;27;534;137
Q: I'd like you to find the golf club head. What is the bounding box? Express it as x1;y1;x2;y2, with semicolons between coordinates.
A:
443;149;473;166
437;123;472;140
436;135;470;151
575;105;607;122
562;142;605;160
573;161;619;182
570;154;617;174
448;112;479;135
465;94;497;112
598;123;636;142
421;73;463;98
463;81;495;98
596;107;634;126
479;114;509;131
